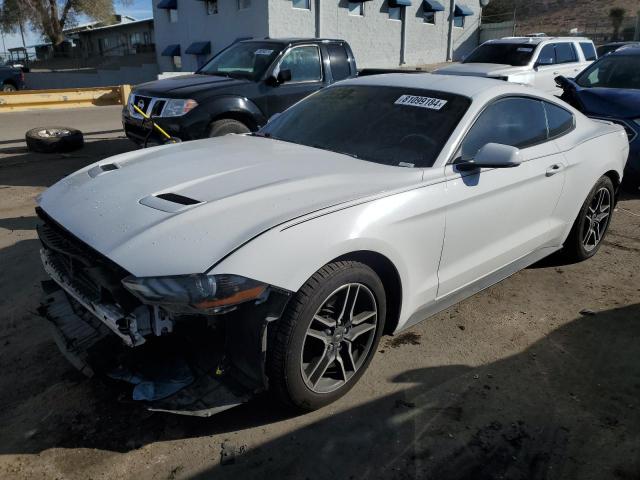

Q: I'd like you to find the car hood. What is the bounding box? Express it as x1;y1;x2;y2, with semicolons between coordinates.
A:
434;63;526;78
134;74;250;97
39;135;422;277
571;86;640;119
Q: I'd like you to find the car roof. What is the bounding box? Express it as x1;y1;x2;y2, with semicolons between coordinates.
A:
610;44;640;55
341;73;540;100
241;38;346;46
487;36;592;45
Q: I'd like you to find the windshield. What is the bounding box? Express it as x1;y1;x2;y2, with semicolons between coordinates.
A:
197;41;283;81
260;86;471;168
576;55;640;89
464;43;536;66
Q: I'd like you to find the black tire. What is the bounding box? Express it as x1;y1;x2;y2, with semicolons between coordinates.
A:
267;261;386;411
1;83;17;92
208;118;250;137
562;175;615;262
25;127;84;153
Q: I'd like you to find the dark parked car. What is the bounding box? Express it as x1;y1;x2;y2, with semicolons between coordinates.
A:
122;38;358;145
0;66;25;92
596;42;640;57
557;45;640;188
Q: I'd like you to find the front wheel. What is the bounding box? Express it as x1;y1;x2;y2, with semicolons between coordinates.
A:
208;118;250;137
562;175;614;261
267;261;386;411
2;83;17;92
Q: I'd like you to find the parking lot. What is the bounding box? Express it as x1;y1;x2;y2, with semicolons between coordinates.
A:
0;107;639;480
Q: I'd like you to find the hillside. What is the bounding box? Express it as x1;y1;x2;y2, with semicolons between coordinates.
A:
484;0;640;38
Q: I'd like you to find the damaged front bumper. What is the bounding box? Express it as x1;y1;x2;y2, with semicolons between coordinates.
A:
36;211;292;417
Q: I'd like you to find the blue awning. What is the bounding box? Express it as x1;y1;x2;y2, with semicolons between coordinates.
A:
185;41;211;55
454;3;474;16
423;0;445;12
389;0;412;6
161;44;180;56
157;0;177;9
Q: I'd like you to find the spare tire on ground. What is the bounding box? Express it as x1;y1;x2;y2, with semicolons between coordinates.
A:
25;127;84;153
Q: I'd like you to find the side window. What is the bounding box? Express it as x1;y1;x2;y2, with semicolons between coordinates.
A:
460;98;548;158
580;42;597;61
326;44;351;81
556;43;577;64
545;102;575;138
537;44;556;65
279;46;322;82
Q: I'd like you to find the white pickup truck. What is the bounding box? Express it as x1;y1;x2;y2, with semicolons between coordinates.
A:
435;36;597;94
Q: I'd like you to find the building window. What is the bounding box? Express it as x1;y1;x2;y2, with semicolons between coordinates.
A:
453;14;464;28
206;0;218;14
172;55;182;70
169;8;178;23
424;11;435;24
348;2;364;16
292;0;310;9
237;0;251;10
388;6;401;20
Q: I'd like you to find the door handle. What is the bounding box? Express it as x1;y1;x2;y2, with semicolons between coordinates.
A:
553;71;560;75
546;164;563;176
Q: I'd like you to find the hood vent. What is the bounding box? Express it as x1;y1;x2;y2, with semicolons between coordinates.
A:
88;163;120;178
156;193;201;205
139;193;204;213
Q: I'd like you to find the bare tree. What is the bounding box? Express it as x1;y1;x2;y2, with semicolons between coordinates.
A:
0;0;130;48
610;7;626;41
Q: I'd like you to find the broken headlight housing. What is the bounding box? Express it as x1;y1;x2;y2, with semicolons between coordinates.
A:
121;274;268;313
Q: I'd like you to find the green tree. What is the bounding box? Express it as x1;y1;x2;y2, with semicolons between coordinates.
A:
0;0;130;48
610;7;626;41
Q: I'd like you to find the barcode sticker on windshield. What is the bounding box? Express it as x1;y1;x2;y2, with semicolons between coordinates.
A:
395;95;447;110
255;49;274;55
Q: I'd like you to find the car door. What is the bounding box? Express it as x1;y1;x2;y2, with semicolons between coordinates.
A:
555;42;582;80
437;97;566;298
264;44;327;116
533;43;561;93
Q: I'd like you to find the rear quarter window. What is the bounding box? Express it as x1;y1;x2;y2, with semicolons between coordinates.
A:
544;102;575;138
326;44;351;82
580;42;597;61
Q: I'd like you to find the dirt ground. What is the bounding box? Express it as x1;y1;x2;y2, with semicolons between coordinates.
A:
0;117;639;480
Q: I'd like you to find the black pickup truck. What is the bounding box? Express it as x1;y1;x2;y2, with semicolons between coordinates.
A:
122;38;358;145
0;66;25;92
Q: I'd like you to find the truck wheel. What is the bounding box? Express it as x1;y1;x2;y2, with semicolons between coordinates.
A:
25;127;84;153
208;119;250;137
2;83;17;92
267;261;386;411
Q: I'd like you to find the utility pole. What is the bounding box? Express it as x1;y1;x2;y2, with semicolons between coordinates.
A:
447;0;454;61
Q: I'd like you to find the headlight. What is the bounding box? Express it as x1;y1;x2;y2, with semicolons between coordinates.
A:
161;98;198;117
122;274;267;313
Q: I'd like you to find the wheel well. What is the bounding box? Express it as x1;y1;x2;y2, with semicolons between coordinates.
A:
210;111;259;131
2;79;16;87
333;251;402;335
604;170;621;202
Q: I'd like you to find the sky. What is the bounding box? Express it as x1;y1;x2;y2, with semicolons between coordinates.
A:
0;0;153;52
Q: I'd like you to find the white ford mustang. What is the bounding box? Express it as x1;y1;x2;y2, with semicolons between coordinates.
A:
37;74;628;415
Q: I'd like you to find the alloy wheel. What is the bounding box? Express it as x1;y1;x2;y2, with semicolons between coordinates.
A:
582;187;611;252
300;283;378;394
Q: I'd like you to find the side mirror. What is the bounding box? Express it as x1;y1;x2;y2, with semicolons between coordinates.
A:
555;75;570;89
457;143;522;171
277;69;292;84
534;58;554;69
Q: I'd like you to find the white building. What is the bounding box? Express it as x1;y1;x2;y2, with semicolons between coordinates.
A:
153;0;484;72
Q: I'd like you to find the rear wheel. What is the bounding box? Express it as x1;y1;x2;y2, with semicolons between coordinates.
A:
562;176;614;261
267;261;386;411
1;83;17;92
208;118;250;137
